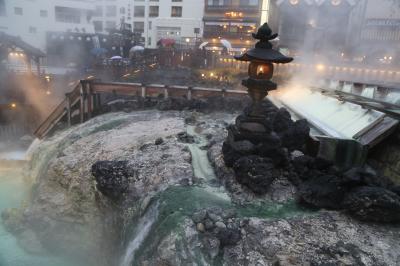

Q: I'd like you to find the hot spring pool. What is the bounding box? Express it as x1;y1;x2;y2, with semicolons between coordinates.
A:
0;167;80;266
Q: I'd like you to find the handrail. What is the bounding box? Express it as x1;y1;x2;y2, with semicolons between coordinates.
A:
34;80;249;139
34;83;81;139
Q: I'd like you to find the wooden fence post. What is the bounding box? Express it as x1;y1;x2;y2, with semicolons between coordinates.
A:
187;86;192;100
80;80;86;123
87;81;93;119
164;85;169;99
66;92;72;127
141;84;146;98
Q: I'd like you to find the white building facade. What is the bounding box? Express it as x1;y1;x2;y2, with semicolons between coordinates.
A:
131;0;204;48
91;0;132;33
0;0;95;51
0;0;205;51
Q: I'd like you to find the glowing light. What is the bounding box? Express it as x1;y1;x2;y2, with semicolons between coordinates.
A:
289;0;299;5
331;0;341;6
210;72;214;77
201;73;205;77
46;90;51;95
185;38;190;43
316;64;325;72
10;103;16;108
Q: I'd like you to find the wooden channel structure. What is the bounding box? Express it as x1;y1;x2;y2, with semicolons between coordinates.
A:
34;80;248;139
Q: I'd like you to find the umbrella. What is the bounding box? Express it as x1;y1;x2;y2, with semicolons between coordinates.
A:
157;38;175;47
130;46;144;52
199;42;208;49
220;39;232;50
90;47;107;56
110;56;122;60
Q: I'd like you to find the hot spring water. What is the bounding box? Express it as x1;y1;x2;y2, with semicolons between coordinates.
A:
120;124;308;266
0;154;81;266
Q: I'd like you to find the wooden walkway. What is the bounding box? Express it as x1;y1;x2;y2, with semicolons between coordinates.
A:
34;80;248;139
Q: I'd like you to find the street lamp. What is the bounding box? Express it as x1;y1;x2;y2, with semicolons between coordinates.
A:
235;22;293;116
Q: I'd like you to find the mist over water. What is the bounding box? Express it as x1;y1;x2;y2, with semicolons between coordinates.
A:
0;166;82;266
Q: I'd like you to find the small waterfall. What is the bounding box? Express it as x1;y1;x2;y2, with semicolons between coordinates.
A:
120;202;159;266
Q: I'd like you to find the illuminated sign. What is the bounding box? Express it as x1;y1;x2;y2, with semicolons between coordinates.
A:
224;12;243;18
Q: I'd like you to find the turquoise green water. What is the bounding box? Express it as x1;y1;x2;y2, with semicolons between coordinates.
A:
0;169;78;266
128;125;310;265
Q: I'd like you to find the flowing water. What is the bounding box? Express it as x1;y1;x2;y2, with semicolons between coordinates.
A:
121;123;310;266
120;202;160;266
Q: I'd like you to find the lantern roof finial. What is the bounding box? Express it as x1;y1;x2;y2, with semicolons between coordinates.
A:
235;22;293;64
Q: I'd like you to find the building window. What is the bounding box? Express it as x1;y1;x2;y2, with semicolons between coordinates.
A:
134;6;145;17
207;0;222;6
120;7;125;14
171;6;182;17
239;0;259;6
106;6;116;17
0;0;5;16
149;6;159;17
148;37;151;46
40;10;48;17
149;21;152;30
29;26;37;33
55;6;81;23
105;21;117;31
14;7;23;15
93;21;103;32
134;22;144;33
172;0;182;2
94;6;103;16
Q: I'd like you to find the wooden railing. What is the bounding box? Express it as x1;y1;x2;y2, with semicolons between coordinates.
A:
33;79;248;139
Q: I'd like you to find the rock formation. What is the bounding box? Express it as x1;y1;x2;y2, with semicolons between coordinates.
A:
222;100;400;223
222;101;310;194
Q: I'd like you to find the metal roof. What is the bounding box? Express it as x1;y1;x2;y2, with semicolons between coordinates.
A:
0;32;45;58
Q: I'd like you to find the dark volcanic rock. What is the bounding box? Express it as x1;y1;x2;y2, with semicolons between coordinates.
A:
216;228;241;247
155;137;164;145
91;161;136;201
177;132;195;143
298;174;348;209
233;155;278;194
272;108;292;133
222;140;256;167
342;167;394;189
342;186;400;223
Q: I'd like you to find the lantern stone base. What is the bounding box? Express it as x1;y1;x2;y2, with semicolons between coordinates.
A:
222;100;310;194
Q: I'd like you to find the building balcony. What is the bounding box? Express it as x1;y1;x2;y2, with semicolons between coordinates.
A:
203;16;259;23
203;31;252;39
205;5;259;12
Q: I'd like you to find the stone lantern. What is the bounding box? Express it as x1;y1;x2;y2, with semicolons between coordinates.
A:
235;22;293;117
222;23;309;195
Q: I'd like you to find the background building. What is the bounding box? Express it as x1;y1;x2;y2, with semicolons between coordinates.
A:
0;0;95;51
202;0;264;52
346;0;400;65
270;0;400;66
131;0;204;48
271;0;361;59
91;0;132;33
